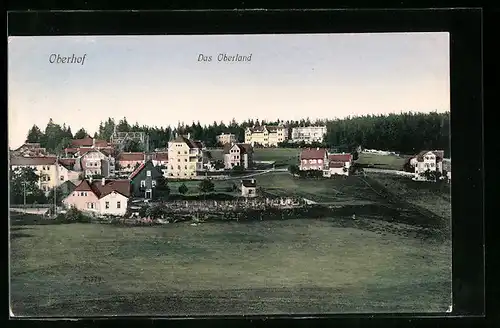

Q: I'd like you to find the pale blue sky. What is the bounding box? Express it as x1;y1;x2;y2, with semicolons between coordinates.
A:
8;33;450;148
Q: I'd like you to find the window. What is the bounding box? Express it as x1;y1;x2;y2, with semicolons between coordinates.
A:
140;180;146;187
177;165;181;170
105;201;110;209
47;176;51;181
60;176;65;181
177;159;180;162
185;159;188;162
117;201;121;209
184;151;187;154
177;151;180;154
146;170;151;177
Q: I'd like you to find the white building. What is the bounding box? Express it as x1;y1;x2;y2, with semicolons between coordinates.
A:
167;134;205;179
244;125;288;147
323;153;353;177
216;133;237;145
411;150;444;181
241;179;257;197
291;126;327;144
223;143;254;169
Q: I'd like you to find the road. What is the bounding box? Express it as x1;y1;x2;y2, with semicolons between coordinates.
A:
10;207;50;215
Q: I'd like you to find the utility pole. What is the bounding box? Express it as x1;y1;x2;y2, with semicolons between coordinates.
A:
22;181;27;206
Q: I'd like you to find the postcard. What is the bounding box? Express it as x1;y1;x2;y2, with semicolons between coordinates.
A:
8;33;451;317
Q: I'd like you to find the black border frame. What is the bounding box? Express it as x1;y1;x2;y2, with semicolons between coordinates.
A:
6;8;484;326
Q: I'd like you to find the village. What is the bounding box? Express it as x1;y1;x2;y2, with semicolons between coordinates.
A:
9;122;451;224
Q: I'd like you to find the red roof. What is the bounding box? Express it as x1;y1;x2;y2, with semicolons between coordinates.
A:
328;161;345;168
118;152;145;161
128;162;146;180
58;158;76;168
10;156;58;166
92;179;130;198
300;148;327;160
328;153;352;162
152;152;169;161
73;179;130;198
64;148;79;154
71;136;109;148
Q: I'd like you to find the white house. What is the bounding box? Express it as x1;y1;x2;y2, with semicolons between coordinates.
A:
241;179;257;197
323;153;353;177
291;126;327;143
411;150;444;181
98;189;129;216
223;143;254;169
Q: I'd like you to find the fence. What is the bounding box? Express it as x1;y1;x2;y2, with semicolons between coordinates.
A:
10;204;52;208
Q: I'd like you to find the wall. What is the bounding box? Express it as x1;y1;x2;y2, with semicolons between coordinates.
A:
98;192;128;216
63;190;100;212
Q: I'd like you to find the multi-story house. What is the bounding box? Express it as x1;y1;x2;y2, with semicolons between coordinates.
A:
323;153;353;177
62;177;130;216
223;143;254;169
10;156;59;193
167;135;205;179
216;133;237;145
299;148;328;171
244;125;288;147
64;136;114;158
116;152;145;172
73;149;116;178
57;158;82;185
10;143;48;157
291;126;327;144
129;160;163;199
411;150;444;181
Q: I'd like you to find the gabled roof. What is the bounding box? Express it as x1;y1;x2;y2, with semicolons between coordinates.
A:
223;143;253;155
71;136;109;148
328;153;352;162
242;179;257;188
415;150;445;162
72;179;130;198
328;161;345;168
10;156;58;166
170;136;204;149
128;162;146;180
117;152;145;161
266;125;285;133
300;148;327;160
92;179;130;198
58;158;76;169
151;152;169;161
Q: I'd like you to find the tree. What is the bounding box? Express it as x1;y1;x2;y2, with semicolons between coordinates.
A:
26;125;44;143
178;183;188;195
199;179;215;194
9;167;47;204
74;128;88;139
232;165;244;173
288;164;300;175
156;175;171;199
123;139;143;152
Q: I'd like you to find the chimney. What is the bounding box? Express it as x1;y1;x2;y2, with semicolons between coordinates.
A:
102;177;105;185
187;133;191;139
92;138;96;148
89;176;93;184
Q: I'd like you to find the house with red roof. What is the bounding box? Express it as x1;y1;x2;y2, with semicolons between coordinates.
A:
323;153;353;177
299;148;328;171
116;152;146;172
410;150;445;181
62;177;131;216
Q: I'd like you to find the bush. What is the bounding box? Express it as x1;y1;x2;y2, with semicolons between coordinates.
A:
64;207;91;223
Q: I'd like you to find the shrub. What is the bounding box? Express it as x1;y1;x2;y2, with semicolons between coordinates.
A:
178;183;188;195
64;207;91;223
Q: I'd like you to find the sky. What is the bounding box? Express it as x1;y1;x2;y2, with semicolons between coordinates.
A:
8;33;450;149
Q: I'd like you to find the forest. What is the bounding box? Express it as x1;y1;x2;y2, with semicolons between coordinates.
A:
20;111;450;157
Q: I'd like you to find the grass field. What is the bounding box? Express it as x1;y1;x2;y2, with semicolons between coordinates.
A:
356;153;409;171
10;217;451;316
209;148;300;165
10;155;452;317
